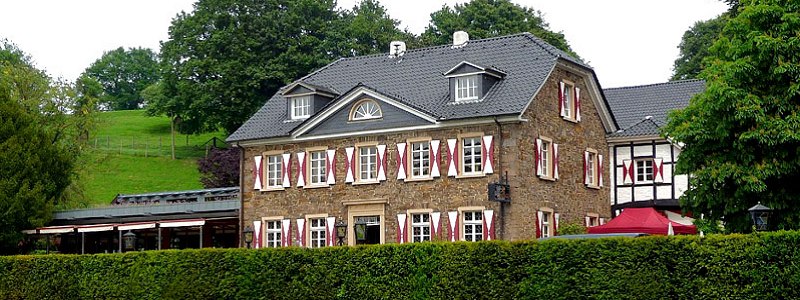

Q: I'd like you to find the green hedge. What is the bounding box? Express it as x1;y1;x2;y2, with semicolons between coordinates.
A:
2;232;800;299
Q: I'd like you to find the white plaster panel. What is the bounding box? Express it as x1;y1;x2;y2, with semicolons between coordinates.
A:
609;185;615;204
674;175;689;198
615;146;631;162
634;186;654;201
656;144;672;162
616;187;632;204
633;145;652;157
616;167;625;185
657;186;672;200
661;164;674;184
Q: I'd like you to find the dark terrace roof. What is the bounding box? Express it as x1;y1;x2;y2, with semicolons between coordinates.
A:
604;79;705;137
228;33;590;142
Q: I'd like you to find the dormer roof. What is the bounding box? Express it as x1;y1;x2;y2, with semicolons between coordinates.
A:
443;61;506;79
281;81;338;98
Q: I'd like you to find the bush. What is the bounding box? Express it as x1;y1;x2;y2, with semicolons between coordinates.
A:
1;232;799;299
557;222;587;235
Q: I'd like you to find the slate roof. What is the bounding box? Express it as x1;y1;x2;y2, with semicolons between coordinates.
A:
604;79;705;138
228;33;593;142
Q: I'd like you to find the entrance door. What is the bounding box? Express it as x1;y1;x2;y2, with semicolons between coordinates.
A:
355;216;381;245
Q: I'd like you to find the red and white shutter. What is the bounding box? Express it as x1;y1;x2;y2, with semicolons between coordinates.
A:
585;216;591;227
482;135;494;174
326;150;336;185
654;158;664;182
296;152;306;187
326;217;336;247
281;219;291;247
253;220;262;249
396;142;407;180
430;140;441;178
447;139;458;177
345;147;355;183
535;138;543;177
377;144;387;181
553;143;559;179
536;211;543;238
253;156;263;190
282;153;291;188
622;160;633;184
447;211;459;242
600;218;606;225
295;218;306;247
431;212;441;240
482;210;495;241
598;154;604;187
559;82;566;117
553;213;560;236
397;214;407;244
575;86;582;122
584;151;590;185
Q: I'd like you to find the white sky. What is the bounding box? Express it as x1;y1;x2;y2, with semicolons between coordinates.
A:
0;0;727;88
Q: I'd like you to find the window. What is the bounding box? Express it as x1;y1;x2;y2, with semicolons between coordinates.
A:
541;211;552;238
585;149;600;187
350;99;382;120
410;141;430;179
586;214;599;227
636;159;654;182
266;154;282;189
308;150;326;186
290;96;311;119
463;211;483;242
563;81;575;119
265;220;281;248
309;218;326;248
541;139;551;177
461;136;483;175
358;145;378;182
455;75;479;101
410;213;431;242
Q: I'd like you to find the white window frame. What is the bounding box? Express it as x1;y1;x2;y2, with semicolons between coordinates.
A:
460;135;483;176
587;213;600;227
636;159;654;183
356;143;378;183
290;96;311;120
410;212;431;243
462;210;484;242
562;80;576;120
541;211;552;238
350;99;382;121
455;75;479;102
586;148;599;188
307;149;327;186
265;153;283;189
541;138;553;179
264;219;282;248
409;140;430;179
308;217;326;248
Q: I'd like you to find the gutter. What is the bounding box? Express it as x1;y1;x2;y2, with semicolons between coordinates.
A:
237;142;245;248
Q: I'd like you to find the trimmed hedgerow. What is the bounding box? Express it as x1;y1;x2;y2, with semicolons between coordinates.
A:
1;232;799;299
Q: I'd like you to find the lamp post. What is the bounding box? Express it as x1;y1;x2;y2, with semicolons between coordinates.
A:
748;202;773;231
243;226;254;248
123;231;136;251
354;218;367;244
335;220;347;246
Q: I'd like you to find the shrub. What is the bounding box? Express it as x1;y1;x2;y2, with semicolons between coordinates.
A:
556;222;586;235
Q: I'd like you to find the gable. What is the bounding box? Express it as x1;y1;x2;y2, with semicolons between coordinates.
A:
284;85;314;96
445;63;484;76
303;97;432;137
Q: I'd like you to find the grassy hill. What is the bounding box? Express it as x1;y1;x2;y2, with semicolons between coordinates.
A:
78;110;227;206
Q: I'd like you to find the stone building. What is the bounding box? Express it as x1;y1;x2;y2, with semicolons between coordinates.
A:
227;32;618;247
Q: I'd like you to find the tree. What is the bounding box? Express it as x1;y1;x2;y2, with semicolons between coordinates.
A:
420;0;579;59
84;47;160;110
332;0;417;56
197;147;240;188
663;0;800;232
671;15;728;81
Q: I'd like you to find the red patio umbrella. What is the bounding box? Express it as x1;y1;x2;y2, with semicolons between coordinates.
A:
587;207;696;235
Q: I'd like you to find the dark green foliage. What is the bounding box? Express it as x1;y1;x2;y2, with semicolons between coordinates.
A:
84;47;160;110
556;222;587;235
3;232;800;299
664;0;800;232
671;14;728;81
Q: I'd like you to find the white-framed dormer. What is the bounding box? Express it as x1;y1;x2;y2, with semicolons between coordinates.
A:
280;81;338;121
290;95;311;120
444;61;505;103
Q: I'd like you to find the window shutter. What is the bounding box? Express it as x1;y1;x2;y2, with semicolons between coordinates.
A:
575;86;582;122
584;151;590;185
345;147;355;183
377;145;387;181
295;218;306;247
253;220;262;249
253;156;263;190
622;160;633;184
654;158;664;182
598;154;604;187
326;217;336;247
397;214;407;244
447;139;458;177
585;216;591;227
282;153;292;188
536;211;543;238
600;218;606;225
431;212;442;240
296;152;306;187
396;142;407;180
482;135;494;174
559;82;566;117
553;143;559;179
554;213;560;236
447;211;459;242
482;210;495;241
535;138;543;177
281;219;291;247
430;140;441;178
326;149;336;185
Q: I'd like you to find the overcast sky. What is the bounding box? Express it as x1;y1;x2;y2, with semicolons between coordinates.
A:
0;0;727;88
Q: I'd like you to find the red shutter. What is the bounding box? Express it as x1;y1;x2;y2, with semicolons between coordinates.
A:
553;143;559;179
535;138;543;177
326;217;336;246
482;210;495;241
447;211;459;242
482;135;494;174
431;212;442;240
296;152;306;187
575;86;582;122
654;158;664;182
345;147;355;183
447;139;458;177
536;211;543;238
599;154;604;187
622;160;633;184
583;151;590;185
282;153;291;188
397;214;407;244
396;142;407;180
326;149;336;185
377;145;387;181
554;213;560;236
585;216;591;227
430;140;441;178
296;218;306;247
253;156;263;190
281;219;291;247
559;82;565;117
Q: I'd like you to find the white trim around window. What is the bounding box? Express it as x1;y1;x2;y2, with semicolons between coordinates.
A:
458;133;483;177
263;151;284;191
407;209;433;243
455;75;479;102
305;147;328;188
290;95;311;120
355;142;379;184
262;216;283;248
306;214;328;248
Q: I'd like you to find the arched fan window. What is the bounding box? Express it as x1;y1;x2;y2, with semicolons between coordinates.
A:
350;99;382;121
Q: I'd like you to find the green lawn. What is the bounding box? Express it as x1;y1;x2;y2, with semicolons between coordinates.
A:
77;110;227;206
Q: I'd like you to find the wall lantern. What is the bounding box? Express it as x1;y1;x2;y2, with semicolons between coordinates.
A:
335;220;347;246
354;219;367;243
748;202;773;231
123;231;136;251
243;226;254;248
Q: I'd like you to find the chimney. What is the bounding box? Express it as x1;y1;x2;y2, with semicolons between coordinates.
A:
452;31;469;47
389;41;406;57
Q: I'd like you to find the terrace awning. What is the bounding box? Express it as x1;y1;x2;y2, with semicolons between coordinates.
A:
118;222;156;231
77;224;117;233
159;219;205;228
38;226;75;234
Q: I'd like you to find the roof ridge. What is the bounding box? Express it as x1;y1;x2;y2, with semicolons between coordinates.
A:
605;79;705;91
332;33;533;62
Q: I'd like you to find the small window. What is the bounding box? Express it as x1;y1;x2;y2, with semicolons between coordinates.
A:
309;218;326;248
563;82;575;119
541;211;552;238
308;150;327;186
357;145;378;182
586;149;600;187
410;213;431;243
265;220;281;248
636;159;654;183
266;154;283;188
410;141;430;179
350;99;382;121
461;136;483;175
463;211;484;242
291;96;311;119
586;214;599;227
541;140;551;177
455;75;479;101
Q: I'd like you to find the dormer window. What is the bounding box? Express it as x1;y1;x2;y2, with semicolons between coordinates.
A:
290;96;311;120
350;99;382;121
455;75;479;102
